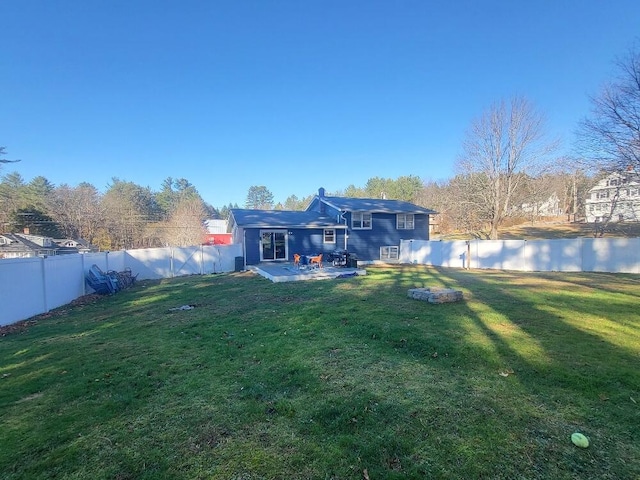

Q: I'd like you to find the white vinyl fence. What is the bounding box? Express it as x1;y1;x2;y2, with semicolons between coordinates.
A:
2;239;638;327
400;238;640;273
0;244;242;327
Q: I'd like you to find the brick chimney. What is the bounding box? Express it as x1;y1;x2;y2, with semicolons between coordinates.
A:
23;227;30;235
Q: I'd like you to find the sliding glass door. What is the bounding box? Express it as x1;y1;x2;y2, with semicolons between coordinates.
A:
260;230;287;261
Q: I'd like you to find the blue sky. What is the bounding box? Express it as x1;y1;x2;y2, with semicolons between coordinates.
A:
2;1;639;209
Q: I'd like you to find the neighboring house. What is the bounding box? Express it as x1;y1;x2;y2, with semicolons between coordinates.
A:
585;170;640;223
0;233;97;259
53;238;99;254
203;219;232;245
0;233;58;258
229;187;436;266
519;192;563;218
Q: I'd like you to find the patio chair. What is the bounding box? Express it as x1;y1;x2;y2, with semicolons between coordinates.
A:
293;253;301;269
309;253;323;269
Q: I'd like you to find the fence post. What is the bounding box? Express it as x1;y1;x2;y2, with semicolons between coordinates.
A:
465;241;471;270
81;253;86;295
40;256;48;313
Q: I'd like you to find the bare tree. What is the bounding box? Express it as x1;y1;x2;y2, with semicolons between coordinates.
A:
0;147;20;169
547;157;593;222
579;45;640;174
456;96;558;239
49;183;105;244
416;180;459;236
161;197;208;247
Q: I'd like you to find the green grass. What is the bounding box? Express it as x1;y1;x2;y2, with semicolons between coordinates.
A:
1;266;639;479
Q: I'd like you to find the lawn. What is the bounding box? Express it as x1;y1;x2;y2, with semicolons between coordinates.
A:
1;266;639;479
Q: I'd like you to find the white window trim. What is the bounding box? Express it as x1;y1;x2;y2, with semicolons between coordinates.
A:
352;212;372;230
396;213;415;230
323;229;336;244
380;245;399;261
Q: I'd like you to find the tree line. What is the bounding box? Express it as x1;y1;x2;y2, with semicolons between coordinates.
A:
2;43;638;244
0;170;228;250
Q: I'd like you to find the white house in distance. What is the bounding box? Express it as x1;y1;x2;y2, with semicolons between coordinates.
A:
519;192;563;218
585;170;640;223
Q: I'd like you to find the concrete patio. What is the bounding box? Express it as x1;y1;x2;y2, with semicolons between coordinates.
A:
248;262;367;283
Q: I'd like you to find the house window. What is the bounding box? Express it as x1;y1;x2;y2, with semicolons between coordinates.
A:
396;214;415;230
380;246;399;261
324;229;336;244
352;212;372;229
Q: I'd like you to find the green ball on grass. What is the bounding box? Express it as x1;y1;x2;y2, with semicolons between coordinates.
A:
571;432;589;448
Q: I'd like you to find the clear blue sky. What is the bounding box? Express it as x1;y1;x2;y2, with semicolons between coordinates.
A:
2;1;639;209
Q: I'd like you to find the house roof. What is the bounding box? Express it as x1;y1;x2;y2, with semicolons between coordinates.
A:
205;219;228;233
588;170;640;192
0;233;56;255
316;195;437;214
230;209;345;229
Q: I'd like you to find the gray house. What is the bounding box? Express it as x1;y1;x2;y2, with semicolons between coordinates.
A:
0;233;58;258
229;188;436;266
0;233;98;259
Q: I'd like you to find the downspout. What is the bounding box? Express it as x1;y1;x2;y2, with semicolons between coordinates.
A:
242;229;247;269
341;211;348;250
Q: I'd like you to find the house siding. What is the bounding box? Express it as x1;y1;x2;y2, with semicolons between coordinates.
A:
344;212;430;261
242;227;347;266
585;172;640;223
